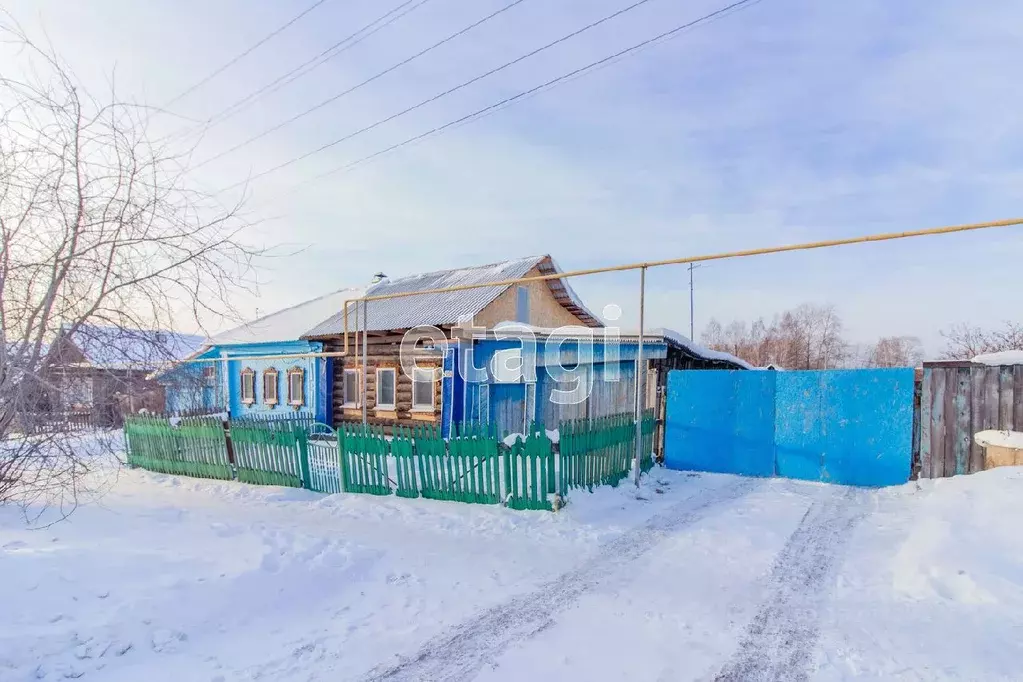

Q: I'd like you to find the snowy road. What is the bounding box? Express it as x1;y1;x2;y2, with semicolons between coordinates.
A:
3;446;1023;681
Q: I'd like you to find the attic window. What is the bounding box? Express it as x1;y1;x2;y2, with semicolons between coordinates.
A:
240;368;256;405
263;367;279;406
287;367;305;407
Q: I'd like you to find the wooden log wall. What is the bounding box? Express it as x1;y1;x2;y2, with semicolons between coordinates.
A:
919;363;1023;478
320;332;444;432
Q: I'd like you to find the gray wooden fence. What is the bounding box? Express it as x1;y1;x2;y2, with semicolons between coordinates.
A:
919;362;1023;478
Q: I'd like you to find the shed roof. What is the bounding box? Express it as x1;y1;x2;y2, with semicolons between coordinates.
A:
654;328;753;369
303;255;600;337
208;287;365;346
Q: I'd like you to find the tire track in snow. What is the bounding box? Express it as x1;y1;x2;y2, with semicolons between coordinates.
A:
714;487;869;682
362;478;759;682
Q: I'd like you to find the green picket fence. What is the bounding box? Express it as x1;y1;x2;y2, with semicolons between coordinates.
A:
391;426;419;499
506;426;556;511
389;423;506;505
338;423;391;495
229;420;305;488
559;410;657;491
125;411;660;511
124;415;232;480
640;409;656;474
436;422;501;504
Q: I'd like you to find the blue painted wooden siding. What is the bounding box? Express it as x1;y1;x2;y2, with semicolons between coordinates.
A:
456;338;666;434
225;341;322;418
665;368;914;487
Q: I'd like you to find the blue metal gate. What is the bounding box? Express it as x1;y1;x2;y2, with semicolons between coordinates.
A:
664;368;914;486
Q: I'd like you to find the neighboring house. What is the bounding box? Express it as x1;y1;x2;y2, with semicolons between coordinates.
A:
159;288;363;422
40;323;205;426
302;255;603;435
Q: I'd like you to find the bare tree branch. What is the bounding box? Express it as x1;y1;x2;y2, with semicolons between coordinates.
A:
1;21;262;507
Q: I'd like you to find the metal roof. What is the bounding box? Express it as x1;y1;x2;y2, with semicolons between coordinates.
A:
303;255;600;337
208;287;366;346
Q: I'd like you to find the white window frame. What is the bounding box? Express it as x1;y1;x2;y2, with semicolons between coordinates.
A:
375;367;396;410
263;367;279;406
411;367;435;411
287;367;305;407
240;368;256;405
343;368;360;408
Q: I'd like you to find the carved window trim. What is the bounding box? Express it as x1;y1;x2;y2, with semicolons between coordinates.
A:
263;367;279;406
240;368;256;405
287;367;305;407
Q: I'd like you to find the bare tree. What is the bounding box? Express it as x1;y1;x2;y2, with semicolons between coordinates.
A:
0;20;257;507
864;335;923;368
702;304;848;369
939;322;1023;360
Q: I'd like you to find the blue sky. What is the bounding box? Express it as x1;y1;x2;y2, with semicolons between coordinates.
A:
5;0;1022;356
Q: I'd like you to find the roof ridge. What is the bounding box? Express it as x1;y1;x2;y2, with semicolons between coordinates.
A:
373;254;546;288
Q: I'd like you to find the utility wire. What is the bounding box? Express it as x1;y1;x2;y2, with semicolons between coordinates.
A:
195;0;527;169
216;0;660;192
274;0;761;196
164;0;333;108
188;0;433;137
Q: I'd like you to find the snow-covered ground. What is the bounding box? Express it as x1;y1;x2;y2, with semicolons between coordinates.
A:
2;437;1022;681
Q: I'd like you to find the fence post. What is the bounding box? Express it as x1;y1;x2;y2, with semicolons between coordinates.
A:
297;427;312;490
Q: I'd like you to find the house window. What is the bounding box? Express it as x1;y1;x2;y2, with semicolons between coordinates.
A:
412;367;435;411
376;368;396;409
287;367;305;407
240;368;256;405
343;368;360;407
202;365;216;387
263;367;279;406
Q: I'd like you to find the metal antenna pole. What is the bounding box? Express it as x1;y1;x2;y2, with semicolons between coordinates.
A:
633;266;647;487
362;300;368;425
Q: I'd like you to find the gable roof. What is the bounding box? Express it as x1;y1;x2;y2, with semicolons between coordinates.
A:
55;323;206;369
208;287;365;346
303;255;600;337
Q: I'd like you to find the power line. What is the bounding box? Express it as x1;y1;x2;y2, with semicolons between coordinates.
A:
293;0;761;189
195;0;527;169
164;0;333;108
216;0;661;192
185;0;433;138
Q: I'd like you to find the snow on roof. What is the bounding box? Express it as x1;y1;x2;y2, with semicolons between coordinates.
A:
653;328;754;369
303;255;599;337
60;324;205;369
972;350;1023;366
208;287;366;346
